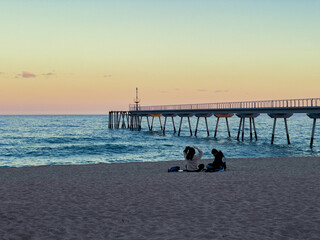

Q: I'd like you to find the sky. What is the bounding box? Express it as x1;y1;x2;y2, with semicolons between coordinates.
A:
1;0;319;114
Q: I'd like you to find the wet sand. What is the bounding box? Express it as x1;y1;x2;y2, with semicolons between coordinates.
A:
0;157;319;239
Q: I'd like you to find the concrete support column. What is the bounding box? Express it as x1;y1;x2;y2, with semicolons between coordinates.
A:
214;113;234;138
162;113;177;135
268;113;293;144
194;113;212;136
307;113;320;148
236;113;260;141
177;114;194;136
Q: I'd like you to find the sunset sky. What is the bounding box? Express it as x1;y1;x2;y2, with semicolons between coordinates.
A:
1;0;319;114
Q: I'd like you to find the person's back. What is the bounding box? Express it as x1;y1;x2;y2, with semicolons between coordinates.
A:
206;149;226;172
183;146;203;171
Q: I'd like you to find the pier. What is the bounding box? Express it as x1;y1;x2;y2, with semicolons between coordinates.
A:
109;98;320;148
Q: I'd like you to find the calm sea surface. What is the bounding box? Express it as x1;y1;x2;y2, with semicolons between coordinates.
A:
0;114;319;167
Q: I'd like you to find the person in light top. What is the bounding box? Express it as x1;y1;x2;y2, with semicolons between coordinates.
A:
183;146;204;172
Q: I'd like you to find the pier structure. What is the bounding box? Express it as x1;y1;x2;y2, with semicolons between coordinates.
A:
178;113;194;136
236;113;260;141
194;113;212;137
268;113;293;145
109;98;320;147
214;113;234;138
307;113;320;148
149;114;163;131
162;113;177;135
108;111;129;129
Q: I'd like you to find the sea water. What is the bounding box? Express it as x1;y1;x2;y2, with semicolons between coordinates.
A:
0;114;319;167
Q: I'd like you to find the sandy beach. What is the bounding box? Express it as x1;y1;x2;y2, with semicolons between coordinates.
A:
0;157;319;240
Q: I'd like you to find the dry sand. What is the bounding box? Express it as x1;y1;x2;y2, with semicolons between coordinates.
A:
0;157;319;240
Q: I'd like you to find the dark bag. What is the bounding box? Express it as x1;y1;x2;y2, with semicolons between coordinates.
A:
168;166;180;172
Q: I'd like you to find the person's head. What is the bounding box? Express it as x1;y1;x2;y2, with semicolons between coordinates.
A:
211;148;218;156
184;146;196;160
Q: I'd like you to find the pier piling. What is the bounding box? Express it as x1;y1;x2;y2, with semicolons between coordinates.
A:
178;114;194;136
236;113;259;141
268;113;293;144
195;114;212;136
214;114;234;137
307;113;320;148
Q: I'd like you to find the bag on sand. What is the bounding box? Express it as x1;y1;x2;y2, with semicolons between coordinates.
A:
168;166;180;172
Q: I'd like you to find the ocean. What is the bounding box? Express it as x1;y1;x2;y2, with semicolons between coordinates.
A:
0;114;319;167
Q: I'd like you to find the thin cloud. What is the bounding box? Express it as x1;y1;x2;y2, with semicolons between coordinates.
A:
22;72;36;78
42;72;55;76
197;89;207;92
160;90;169;94
104;74;112;78
214;89;229;93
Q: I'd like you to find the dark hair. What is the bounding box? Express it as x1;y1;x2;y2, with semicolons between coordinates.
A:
211;148;218;155
184;146;196;160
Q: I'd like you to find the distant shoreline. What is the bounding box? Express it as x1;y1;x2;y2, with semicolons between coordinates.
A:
1;156;319;169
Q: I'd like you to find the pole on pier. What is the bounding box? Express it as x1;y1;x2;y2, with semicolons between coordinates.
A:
214;117;220;138
178;117;183;136
134;87;140;111
271;118;277;144
310;118;316;148
284;118;290;144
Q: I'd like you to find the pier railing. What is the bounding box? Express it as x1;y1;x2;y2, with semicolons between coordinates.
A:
129;98;320;111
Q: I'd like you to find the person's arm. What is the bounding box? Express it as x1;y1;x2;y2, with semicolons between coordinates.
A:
193;146;203;159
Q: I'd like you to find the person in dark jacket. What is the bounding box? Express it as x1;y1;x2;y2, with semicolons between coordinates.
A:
205;148;226;172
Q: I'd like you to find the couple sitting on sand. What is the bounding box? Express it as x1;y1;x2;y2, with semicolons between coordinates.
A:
183;146;226;172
